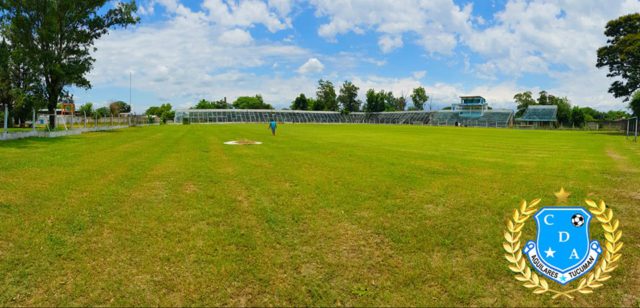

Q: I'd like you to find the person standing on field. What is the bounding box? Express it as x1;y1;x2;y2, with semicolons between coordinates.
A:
269;119;277;136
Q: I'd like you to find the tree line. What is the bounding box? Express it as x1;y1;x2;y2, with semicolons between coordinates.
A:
289;79;430;113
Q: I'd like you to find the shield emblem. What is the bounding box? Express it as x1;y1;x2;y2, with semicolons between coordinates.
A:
524;207;601;285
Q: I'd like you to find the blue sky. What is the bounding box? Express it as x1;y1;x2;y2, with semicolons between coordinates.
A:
72;0;640;113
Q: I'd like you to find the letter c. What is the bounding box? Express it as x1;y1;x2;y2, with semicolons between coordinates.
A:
544;214;554;225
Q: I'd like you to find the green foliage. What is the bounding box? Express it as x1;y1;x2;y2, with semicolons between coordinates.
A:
146;103;174;124
570;106;586;127
232;95;273;109
410;87;429;110
596;13;640;101
337;81;360;112
630;91;640;116
0;0;139;128
193;98;231;109
290;93;309;110
395;96;407;111
109;101;131;115
95;107;110;117
363;89;385;112
513;91;537;117
78;103;94;117
316;79;338;111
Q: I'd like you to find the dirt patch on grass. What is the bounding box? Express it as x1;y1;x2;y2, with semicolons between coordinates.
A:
183;182;198;194
224;139;262;145
606;149;625;161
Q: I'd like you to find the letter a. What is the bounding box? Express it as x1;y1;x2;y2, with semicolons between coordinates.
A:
559;231;570;242
569;249;580;259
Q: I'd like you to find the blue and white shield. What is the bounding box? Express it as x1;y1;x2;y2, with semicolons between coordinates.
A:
522;207;602;285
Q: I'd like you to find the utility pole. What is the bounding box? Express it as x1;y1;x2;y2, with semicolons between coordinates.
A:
129;71;132;113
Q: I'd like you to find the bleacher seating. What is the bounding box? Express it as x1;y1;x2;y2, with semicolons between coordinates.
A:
518;106;557;122
174;110;432;125
174;109;513;127
429;110;514;128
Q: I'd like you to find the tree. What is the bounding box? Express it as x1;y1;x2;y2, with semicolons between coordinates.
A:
232;95;273;109
291;93;309;110
95;106;110;117
596;13;640;101
410;87;429;110
382;91;397;111
109;101;131;115
630;91;640;116
316;79;337;111
145;103;173;123
337;81;360;112
78;103;94;117
570;106;586;128
395;95;407;111
513;91;537;117
193;98;230;109
0;0;139;128
0;38;44;127
363;89;385;112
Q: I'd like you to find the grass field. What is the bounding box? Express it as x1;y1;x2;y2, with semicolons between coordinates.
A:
0;124;638;306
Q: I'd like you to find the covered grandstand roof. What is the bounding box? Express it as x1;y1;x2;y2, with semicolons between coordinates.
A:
517;105;558;122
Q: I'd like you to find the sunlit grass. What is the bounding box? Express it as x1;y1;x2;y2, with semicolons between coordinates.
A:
0;124;638;306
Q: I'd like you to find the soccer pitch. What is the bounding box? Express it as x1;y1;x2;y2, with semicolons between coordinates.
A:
0;124;638;306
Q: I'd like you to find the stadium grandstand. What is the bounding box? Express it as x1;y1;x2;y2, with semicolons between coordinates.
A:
430;96;514;128
174;96;514;128
515;105;558;128
174;109;432;125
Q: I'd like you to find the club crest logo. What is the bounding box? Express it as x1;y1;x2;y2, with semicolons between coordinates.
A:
503;188;623;299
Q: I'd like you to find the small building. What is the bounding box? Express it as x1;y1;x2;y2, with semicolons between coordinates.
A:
452;96;488;118
516;105;558;128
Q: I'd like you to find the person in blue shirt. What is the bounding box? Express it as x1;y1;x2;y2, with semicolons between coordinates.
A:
269;119;277;136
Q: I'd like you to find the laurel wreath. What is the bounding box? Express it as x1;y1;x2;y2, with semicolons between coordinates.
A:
503;199;623;299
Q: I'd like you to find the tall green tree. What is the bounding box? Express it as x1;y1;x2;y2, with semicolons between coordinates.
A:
363;89;385;112
381;91;397;111
395;95;407;111
193;98;230;109
232;95;273;109
78;103;94;117
337;81;360;112
630;91;640;116
316;79;337;111
596;13;640;101
570;106;586;128
410;87;429;110
0;0;139;128
290;93;309;110
513;91;537;117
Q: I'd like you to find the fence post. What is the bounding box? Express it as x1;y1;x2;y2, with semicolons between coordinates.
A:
32;107;36;132
633;118;640;142
3;103;8;136
626;119;630;139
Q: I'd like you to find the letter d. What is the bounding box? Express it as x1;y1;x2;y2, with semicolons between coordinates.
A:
559;231;570;242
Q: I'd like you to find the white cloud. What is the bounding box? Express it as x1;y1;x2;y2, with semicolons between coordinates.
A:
412;70;426;79
218;28;253;45
88;2;308;110
202;0;290;32
297;58;325;74
378;35;403;53
311;0;473;55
